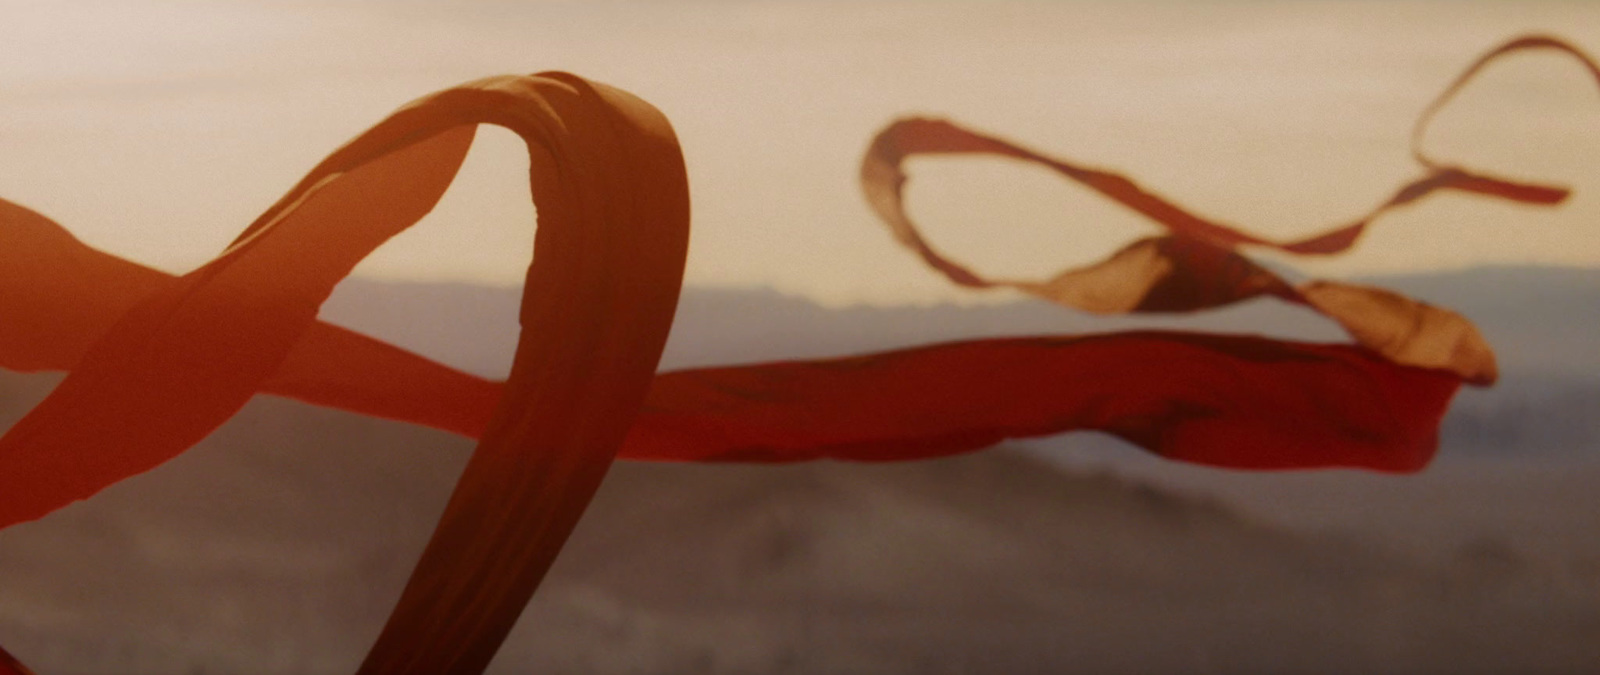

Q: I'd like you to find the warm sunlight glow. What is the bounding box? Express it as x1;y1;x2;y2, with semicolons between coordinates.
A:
1;4;1597;673
1;1;1596;306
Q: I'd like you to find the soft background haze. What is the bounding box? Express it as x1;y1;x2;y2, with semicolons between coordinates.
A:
1;0;1597;306
4;3;1600;672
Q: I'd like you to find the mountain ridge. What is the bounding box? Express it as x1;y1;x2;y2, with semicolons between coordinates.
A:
323;264;1600;374
1;264;1596;673
319;265;1600;459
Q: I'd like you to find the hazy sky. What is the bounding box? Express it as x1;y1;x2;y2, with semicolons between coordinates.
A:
2;0;1597;306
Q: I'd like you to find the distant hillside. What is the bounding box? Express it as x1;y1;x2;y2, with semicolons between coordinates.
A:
319;265;1600;376
317;266;1600;459
2;383;1594;674
1;265;1597;673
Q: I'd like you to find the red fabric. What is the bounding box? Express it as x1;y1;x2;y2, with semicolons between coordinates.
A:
0;34;1593;675
3;74;693;674
0;200;1461;479
628;334;1461;473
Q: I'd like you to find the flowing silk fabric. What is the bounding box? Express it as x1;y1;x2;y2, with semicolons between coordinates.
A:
0;198;503;439
858;35;1600;386
3;74;693;673
863;120;1516;383
0;213;1460;471
0;34;1594;675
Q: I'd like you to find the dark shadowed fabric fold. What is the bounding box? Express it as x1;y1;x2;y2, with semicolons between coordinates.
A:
350;75;690;675
0;74;692;674
0;645;35;675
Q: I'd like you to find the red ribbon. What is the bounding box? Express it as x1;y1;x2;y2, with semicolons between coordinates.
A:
0;34;1594;675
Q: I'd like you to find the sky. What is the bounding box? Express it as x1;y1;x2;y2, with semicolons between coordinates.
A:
1;0;1597;307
